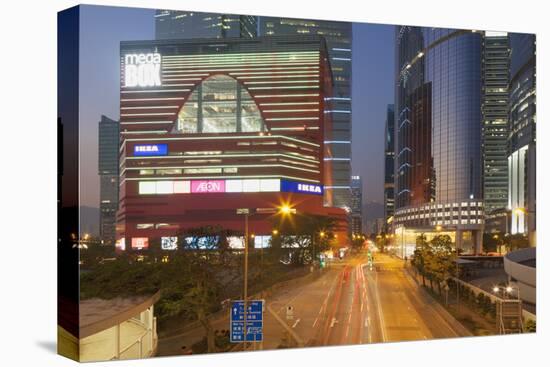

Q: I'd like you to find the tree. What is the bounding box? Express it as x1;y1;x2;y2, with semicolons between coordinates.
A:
175;225;236;353
274;214;338;266
424;235;456;295
412;234;429;287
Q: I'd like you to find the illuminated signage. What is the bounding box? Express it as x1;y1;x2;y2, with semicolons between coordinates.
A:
131;237;149;250
115;238;126;251
281;180;323;195
134;144;168;156
124;53;161;87
191;180;225;193
161;237;178;250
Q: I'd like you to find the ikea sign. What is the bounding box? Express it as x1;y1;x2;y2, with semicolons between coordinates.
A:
124;53;162;88
133;144;168;156
281;180;323;195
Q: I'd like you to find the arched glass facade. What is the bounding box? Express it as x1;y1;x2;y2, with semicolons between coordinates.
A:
175;74;264;134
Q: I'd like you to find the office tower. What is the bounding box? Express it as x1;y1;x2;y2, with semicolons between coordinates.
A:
482;32;509;214
98;115;119;245
155;10;257;39
350;176;363;234
394;26;484;256
117;36;347;246
384;104;395;231
508;33;536;240
260;17;352;209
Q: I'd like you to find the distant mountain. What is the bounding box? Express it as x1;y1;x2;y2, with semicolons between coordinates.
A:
80;206;100;237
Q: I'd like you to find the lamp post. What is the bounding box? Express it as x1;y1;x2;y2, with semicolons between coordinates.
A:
236;205;295;348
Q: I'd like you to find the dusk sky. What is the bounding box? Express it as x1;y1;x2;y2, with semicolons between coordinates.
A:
78;5;395;212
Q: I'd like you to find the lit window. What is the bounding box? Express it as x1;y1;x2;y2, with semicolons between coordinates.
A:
260;179;280;192
174;181;191;193
243;179;261;192
139;181;156;194
156;181;174;194
226;180;243;192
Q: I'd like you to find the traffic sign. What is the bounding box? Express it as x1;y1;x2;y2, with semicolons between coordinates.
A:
230;300;264;342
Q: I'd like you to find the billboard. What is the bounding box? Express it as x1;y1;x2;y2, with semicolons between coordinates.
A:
280;180;323;195
131;237;149;250
191;180;225;193
133;144;168;156
161;237;178;250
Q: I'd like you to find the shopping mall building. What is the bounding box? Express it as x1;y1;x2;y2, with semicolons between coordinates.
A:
115;35;347;251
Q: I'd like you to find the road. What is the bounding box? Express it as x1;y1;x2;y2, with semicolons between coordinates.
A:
157;252;467;356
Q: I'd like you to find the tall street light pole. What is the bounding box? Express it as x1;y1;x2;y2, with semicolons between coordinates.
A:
237;205;295;348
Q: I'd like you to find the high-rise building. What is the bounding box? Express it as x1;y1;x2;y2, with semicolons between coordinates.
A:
482;32;509;214
116;36;348;247
98;115;119;245
155;10;257;39
259;17;352;209
384;104;395;231
394;26;484;257
508;33;536;241
350;175;362;234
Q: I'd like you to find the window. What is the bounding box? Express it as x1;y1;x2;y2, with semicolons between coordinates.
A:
175;75;264;134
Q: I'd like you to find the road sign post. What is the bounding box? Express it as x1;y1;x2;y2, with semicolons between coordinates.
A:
230;300;264;343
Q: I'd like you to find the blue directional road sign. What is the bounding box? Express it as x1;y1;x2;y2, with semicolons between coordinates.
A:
230;300;264;342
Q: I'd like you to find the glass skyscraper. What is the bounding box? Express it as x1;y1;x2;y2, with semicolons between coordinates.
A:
482;32;509;214
155;10;257;39
98;115;119;245
394;26;485;256
384;104;395;231
508;33;536;240
350;175;362;234
259;17;353;209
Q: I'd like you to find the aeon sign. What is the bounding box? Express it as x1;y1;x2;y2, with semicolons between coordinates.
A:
191;180;226;193
124;53;162;87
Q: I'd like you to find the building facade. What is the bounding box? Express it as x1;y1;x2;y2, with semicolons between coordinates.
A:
155;10;257;39
384;104;395;232
394;26;485;257
259;17;353;209
98;115;119;245
350;175;362;234
116;36;347;249
508;33;536;241
482;32;509;215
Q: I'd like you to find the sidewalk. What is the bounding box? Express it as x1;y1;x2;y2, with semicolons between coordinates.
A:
402;263;473;337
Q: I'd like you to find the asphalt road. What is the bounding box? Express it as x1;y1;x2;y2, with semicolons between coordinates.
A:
157;252;466;356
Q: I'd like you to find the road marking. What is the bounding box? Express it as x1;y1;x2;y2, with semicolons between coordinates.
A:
365;317;369;327
330;317;338;328
370;269;388;342
312;317;319;328
292;318;301;328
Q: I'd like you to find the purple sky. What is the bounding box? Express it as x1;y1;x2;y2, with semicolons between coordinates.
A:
78;5;394;209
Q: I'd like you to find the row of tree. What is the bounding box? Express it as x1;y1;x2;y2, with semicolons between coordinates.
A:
411;234;456;295
80;213;341;353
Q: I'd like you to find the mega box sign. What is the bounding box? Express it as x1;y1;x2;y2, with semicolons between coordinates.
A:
281;180;323;195
124;53;162;87
133;144;168;156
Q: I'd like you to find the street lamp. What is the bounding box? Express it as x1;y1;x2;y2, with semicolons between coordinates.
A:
272;229;279;236
236;204;295;346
